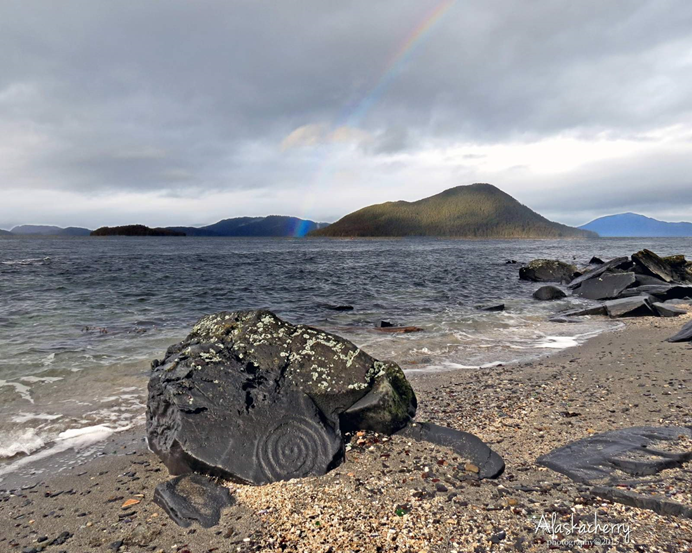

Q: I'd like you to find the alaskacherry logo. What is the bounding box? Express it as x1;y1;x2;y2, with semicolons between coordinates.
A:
534;512;631;546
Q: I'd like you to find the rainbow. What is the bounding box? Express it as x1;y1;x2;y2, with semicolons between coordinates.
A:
339;0;457;128
290;0;457;236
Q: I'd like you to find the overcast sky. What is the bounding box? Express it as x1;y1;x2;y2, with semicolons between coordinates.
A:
2;0;692;229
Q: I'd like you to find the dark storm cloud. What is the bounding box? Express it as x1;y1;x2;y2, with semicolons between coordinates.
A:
1;0;692;222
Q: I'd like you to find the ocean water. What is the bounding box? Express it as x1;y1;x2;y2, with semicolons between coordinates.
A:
1;235;690;478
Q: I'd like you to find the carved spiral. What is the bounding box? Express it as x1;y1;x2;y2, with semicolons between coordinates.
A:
256;416;331;482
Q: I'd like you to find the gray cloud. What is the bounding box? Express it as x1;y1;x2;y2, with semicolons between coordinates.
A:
1;0;692;226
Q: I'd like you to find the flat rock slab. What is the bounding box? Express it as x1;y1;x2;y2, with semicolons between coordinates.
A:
154;474;234;528
556;305;607;318
568;256;631;289
652;302;686;317
605;296;655;318
538;426;692;484
632;249;676;283
476;303;505;312
396;422;504;479
667;319;692;342
576;272;635;300
538;427;692;518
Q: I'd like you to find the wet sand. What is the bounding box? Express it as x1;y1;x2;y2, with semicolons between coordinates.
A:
1;315;691;552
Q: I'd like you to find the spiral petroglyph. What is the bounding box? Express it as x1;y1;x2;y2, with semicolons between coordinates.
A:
256;416;333;482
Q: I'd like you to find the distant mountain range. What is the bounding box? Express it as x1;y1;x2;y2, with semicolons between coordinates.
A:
9;225;91;236
166;215;329;237
2;216;328;237
580;213;692;237
311;183;595;239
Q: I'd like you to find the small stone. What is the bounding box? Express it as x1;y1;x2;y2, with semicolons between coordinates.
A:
121;498;141;509
464;463;480;474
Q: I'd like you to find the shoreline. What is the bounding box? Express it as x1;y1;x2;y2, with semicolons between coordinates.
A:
1;315;691;551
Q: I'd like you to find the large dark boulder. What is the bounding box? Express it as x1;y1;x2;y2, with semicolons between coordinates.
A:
147;310;417;484
567;256;632;289
519;259;577;283
553;305;608;318
575;272;636;300
533;285;567;301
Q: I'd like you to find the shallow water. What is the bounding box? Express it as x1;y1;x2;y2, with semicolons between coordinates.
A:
0;235;690;477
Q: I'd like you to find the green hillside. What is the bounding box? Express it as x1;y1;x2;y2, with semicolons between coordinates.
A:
310;183;595;239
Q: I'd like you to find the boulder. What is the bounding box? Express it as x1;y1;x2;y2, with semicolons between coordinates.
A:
519;259;577;283
567;256;631;289
632;249;676;283
532;285;567;301
320;304;354;311
395;422;504;479
652;302;686;318
575;272;636;300
376;320;394;328
605;297;655;318
153;474;234;528
476;303;505;312
588;256;605;265
147;310;416;484
667;320;692;342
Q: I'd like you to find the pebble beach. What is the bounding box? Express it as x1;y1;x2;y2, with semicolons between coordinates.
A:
1;313;691;553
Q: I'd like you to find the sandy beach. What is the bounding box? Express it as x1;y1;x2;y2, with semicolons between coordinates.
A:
1;314;691;552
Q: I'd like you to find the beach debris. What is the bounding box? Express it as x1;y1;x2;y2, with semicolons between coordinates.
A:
667;319;692;342
575;272;636;300
519;259;577;283
121;498;140;509
147;310;417;485
153;473;234;528
396;422;504;479
538;426;692;518
532;285;567;301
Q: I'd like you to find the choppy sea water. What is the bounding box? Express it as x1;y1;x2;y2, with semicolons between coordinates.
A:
1;236;690;479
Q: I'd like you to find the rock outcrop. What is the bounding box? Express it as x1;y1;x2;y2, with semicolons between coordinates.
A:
147;310;417;485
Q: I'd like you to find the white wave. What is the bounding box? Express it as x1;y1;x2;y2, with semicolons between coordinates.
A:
11;412;62;423
19;376;63;384
0;257;51;266
0;428;46;458
0;423;132;479
0;380;33;403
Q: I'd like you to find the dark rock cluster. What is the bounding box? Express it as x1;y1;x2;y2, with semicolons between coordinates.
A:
521;250;692;337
